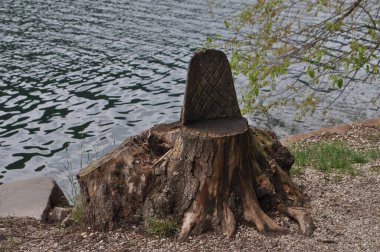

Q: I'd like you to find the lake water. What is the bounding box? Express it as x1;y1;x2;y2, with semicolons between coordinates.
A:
0;0;378;191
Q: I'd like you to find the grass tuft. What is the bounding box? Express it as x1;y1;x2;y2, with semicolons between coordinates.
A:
68;194;84;225
145;217;178;237
291;140;379;175
61;123;112;226
63;148;84;225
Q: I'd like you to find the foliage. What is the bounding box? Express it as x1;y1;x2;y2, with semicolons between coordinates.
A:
291;140;380;174
209;0;380;117
144;217;178;237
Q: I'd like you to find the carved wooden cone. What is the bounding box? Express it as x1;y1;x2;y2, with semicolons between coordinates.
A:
77;49;315;240
181;49;241;124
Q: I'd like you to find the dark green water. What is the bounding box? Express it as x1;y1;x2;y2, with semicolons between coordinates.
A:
0;0;379;191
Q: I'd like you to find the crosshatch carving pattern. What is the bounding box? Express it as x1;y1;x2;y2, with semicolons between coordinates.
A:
182;50;241;124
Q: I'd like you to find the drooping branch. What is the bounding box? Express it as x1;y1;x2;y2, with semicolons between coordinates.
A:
213;0;380;115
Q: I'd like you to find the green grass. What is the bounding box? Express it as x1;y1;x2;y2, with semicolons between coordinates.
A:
63;148;84;225
366;149;380;160
68;195;84;225
291;140;380;175
145;217;178;237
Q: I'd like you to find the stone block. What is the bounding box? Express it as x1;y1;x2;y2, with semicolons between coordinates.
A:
0;177;69;221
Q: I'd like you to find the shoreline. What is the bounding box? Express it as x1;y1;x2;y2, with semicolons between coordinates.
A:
280;117;380;145
0;118;379;251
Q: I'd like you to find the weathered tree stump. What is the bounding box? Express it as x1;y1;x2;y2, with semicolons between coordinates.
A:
78;49;314;240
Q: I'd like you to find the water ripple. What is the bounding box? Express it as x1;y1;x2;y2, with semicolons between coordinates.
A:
0;0;242;189
0;0;378;191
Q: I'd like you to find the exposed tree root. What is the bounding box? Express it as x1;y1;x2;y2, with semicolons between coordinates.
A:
78;119;314;240
285;207;315;237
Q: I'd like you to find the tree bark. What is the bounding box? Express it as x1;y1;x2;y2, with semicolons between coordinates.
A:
78;117;314;240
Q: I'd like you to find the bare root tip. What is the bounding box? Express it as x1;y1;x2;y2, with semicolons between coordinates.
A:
286;207;315;237
220;205;236;237
263;220;289;236
177;211;198;242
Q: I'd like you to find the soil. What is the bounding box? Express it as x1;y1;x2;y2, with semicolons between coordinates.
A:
1;122;379;252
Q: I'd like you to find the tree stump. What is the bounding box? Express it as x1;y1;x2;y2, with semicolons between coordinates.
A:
78;49;314;240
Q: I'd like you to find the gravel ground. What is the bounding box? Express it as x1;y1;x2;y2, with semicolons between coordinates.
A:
1;124;379;252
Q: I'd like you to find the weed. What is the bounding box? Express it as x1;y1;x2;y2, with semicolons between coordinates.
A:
289;144;308;175
332;175;343;182
291;140;378;175
0;233;20;251
145;217;178;237
290;165;303;175
62;123;115;226
371;165;380;173
70;196;84;224
366;149;380;160
366;129;380;141
63;149;84;225
8;238;19;246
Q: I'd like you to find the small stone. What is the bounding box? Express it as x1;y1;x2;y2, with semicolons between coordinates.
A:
47;207;72;223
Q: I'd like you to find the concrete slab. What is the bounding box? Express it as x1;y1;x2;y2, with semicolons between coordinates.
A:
0;177;69;221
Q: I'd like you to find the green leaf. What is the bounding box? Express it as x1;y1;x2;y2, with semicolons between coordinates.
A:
373;65;379;74
224;20;230;29
212;0;378;116
307;66;315;78
337;79;343;88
